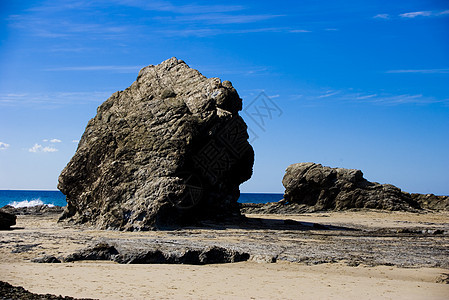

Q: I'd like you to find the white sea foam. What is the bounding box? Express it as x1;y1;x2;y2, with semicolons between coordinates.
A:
8;199;54;208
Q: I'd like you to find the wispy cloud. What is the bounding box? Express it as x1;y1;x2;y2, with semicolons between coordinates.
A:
50;139;62;143
399;11;432;18
368;94;431;105
356;94;378;100
113;0;245;14
373;14;390;19
28;144;58;153
156;27;288;37
45;65;144;72
28;0;246;15
0;142;10;150
318;91;341;98
386;68;449;74
0;91;112;107
157;13;284;25
290;29;312;33
72;140;79;143
374;9;449;20
300;88;448;106
8;15;132;40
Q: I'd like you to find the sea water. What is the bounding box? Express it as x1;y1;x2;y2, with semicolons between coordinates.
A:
0;190;283;208
0;190;67;208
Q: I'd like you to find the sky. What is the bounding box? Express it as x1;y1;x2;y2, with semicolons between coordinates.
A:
0;0;448;195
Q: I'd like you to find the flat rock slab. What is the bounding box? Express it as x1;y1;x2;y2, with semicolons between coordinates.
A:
1;212;448;268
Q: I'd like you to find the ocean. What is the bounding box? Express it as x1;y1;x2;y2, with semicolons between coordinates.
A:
0;190;283;208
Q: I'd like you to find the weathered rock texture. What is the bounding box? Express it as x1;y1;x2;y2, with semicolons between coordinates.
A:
282;162;424;211
411;193;449;211
58;58;254;230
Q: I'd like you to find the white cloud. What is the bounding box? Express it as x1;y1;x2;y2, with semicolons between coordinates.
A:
0;142;10;150
400;11;432;18
29;143;58;153
376;10;449;20
29;144;42;153
0;91;112;107
50;138;62;143
72;140;79;143
43;146;58;152
45;66;143;72
356;94;378;100
112;1;245;14
386;68;449;74
318;91;340;98
157;13;284;25
290;29;311;33
304;88;448;106
373;14;390;19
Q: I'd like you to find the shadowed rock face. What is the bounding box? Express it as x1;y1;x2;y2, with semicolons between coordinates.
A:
58;58;254;230
282;162;422;211
0;210;16;230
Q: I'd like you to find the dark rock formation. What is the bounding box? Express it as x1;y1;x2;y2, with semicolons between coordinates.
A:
282;162;422;211
0;281;94;300
0;210;16;230
64;243;119;262
59;242;249;265
115;246;249;265
58;58;254;230
32;255;62;263
1;205;64;216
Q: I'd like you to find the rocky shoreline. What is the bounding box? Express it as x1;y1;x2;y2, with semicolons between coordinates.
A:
0;281;94;300
1;211;448;269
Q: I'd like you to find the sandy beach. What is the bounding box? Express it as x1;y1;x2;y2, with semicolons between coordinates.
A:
1;211;448;299
1;260;448;299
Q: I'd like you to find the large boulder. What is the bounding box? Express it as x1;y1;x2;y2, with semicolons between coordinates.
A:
58;58;254;230
282;162;422;211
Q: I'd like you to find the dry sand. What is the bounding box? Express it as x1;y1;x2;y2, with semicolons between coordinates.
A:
1;211;448;299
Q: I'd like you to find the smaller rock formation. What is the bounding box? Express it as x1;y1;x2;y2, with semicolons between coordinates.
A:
0;210;16;230
240;164;449;213
282;162;423;211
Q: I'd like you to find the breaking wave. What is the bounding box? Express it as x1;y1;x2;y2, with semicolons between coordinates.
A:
8;199;54;208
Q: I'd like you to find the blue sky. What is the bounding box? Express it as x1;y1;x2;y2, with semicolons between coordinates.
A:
0;0;448;195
